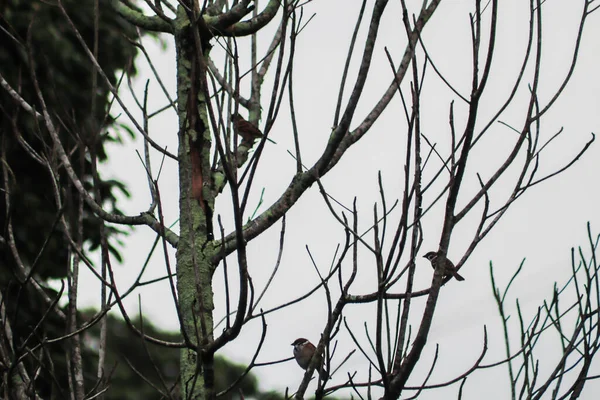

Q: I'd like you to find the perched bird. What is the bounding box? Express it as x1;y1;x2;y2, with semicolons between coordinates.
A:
231;113;263;144
291;338;329;380
423;251;465;281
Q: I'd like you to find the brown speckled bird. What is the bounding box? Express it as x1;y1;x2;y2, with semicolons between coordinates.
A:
291;338;329;380
231;113;263;144
423;251;465;281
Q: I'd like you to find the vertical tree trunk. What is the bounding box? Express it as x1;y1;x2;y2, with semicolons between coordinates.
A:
174;5;216;399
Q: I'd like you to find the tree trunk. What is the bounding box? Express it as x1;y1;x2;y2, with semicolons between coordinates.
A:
174;5;216;399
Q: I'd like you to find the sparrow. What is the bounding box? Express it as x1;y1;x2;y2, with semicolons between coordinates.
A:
231;113;263;144
423;251;465;281
291;338;329;380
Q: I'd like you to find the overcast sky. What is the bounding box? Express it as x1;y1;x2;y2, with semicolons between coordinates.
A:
73;0;600;397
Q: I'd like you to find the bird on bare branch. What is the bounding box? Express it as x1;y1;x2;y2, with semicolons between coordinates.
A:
423;251;465;281
231;113;264;144
292;338;329;380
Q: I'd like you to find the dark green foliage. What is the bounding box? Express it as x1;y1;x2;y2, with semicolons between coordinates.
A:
91;313;182;399
81;312;267;399
214;356;259;400
0;0;138;397
0;0;138;280
0;2;286;398
258;391;288;400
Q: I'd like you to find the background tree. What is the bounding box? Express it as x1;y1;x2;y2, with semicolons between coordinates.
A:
0;1;263;398
80;311;271;400
0;0;138;397
1;0;599;399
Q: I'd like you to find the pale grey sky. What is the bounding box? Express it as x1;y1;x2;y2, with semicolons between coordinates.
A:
73;0;600;397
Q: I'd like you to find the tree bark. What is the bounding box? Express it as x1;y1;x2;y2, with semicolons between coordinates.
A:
174;5;217;399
